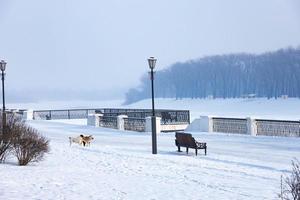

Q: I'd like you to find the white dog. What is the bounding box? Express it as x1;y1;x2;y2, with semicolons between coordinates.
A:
69;134;84;146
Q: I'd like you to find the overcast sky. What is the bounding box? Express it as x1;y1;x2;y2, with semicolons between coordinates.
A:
0;0;300;101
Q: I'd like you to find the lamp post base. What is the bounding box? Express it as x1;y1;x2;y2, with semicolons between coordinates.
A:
2;112;6;135
151;116;157;154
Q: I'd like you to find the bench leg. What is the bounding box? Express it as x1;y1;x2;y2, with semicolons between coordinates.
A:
205;147;207;155
177;146;182;152
186;147;189;154
195;149;198;156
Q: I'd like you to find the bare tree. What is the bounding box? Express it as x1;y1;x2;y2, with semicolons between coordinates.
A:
0;133;10;162
279;159;300;200
0;113;23;162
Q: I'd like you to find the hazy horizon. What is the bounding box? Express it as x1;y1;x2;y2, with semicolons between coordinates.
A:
1;0;300;102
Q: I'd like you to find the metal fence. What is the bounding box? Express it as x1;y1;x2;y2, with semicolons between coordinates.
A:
124;118;146;132
33;109;97;120
32;108;190;125
101;108;190;125
212;117;248;134
256;119;300;137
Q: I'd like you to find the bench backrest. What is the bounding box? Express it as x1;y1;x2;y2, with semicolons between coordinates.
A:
175;132;196;147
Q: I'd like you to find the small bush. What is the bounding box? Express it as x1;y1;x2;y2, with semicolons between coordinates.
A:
1;113;49;165
12;124;49;166
279;159;300;200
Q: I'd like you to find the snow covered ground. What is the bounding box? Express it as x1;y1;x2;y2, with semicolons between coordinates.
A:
1;98;300;199
1;119;299;200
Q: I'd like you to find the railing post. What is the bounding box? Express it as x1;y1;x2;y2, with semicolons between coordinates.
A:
22;109;33;120
247;117;257;136
87;114;103;127
146;116;161;133
117;115;128;131
145;116;153;132
200;116;213;132
68;110;70;119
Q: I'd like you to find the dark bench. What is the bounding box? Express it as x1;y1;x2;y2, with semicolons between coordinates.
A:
175;132;207;156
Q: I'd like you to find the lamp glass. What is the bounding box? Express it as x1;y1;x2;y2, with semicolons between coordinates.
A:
0;60;6;72
148;57;156;70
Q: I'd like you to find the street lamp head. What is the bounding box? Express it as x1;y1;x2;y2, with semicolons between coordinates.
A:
0;60;7;72
148;57;157;70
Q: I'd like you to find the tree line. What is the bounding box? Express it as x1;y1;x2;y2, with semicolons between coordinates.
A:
125;47;300;104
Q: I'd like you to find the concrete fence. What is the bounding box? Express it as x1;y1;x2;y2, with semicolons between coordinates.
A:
187;116;300;137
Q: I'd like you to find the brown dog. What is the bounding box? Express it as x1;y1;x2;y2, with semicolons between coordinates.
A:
81;135;94;146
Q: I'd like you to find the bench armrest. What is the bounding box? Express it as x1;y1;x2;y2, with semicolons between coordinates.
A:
195;141;206;148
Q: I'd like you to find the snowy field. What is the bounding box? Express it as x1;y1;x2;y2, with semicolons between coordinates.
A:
8;97;300;121
126;98;300;121
1;98;300;199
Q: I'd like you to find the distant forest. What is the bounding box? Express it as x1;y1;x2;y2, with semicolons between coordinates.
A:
124;47;300;104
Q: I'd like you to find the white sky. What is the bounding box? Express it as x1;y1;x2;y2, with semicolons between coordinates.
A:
0;0;300;100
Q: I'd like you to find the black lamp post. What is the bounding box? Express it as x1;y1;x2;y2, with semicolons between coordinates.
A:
0;60;6;135
148;57;157;154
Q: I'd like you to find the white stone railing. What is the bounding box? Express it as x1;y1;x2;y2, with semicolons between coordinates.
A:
124;117;146;132
99;116;118;129
212;117;248;134
256;119;300;137
191;116;300;137
87;114;161;133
